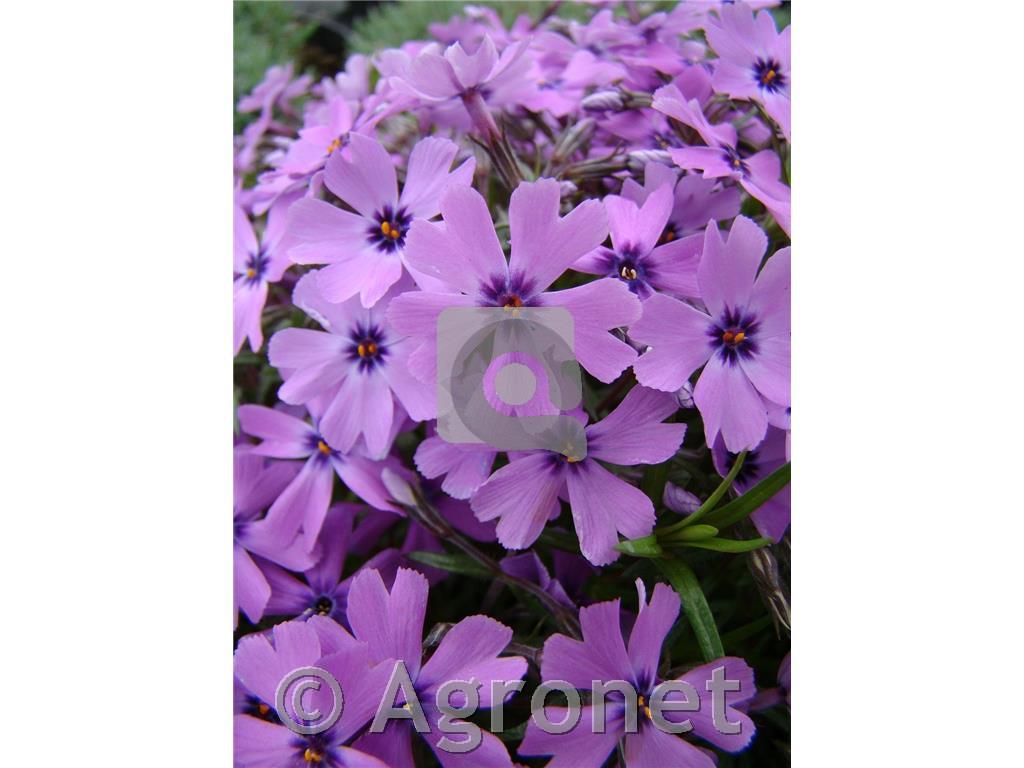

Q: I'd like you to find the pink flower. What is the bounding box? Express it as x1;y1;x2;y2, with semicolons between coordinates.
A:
285;134;475;308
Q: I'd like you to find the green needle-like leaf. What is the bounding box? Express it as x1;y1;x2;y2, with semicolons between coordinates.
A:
703;462;791;530
657;558;725;662
407;551;491;579
679;537;772;553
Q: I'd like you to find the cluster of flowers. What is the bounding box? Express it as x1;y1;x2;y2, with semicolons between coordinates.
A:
234;2;790;766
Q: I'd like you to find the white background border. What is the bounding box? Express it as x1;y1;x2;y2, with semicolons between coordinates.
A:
1;1;1022;764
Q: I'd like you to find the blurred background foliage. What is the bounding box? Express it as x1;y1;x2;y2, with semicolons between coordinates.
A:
235;1;789;115
233;4;791;765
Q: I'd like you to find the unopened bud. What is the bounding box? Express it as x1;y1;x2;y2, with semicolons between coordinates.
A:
628;149;672;172
663;482;701;515
551;118;596;163
581;90;625;113
674;380;695;409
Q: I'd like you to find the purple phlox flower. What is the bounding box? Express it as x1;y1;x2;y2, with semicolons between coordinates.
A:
653;82;791;235
705;2;791;140
712;425;789;541
566;9;640;54
260;502;403;623
388;34;535;109
573;182;703;300
234;191;298;354
234;616;395;768
414;429;496;500
427;5;524;49
285;133;475;308
389;178;642;384
252;86;412;217
621;161;741;238
346;567;528;768
382;464;499;544
662;481;702;516
500;551;575;608
268;270;434;458
470;385;686;566
238;63;311;115
522;48;627;118
630;217;790;452
616;19;707;84
747;652;790;712
234;448;317;626
520;580;756;767
315;53;373;104
237;402;403;552
235;63;312;174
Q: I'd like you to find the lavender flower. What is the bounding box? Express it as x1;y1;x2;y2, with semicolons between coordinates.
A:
520;581;756;767
285;134;474;308
630;217;790;451
470;386;686;565
389;179;642;384
268;270;434;458
346;568;528;767
237;403;400;551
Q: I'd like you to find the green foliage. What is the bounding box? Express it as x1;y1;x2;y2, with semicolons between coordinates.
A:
345;0;587;56
233;1;317;124
657;557;725;662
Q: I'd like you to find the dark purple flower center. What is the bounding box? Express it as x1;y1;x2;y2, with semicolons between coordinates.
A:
347;322;389;372
240;249;268;285
313;595;335;616
709;307;759;364
611;248;654;299
307;433;336;462
653;131;681;150
290;734;339;765
244;695;280;723
367;205;412;254
479;272;538;310
722;146;749;177
726;448;761;485
753;58;786;93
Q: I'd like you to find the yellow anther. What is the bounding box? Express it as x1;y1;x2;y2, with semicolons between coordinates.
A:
762;69;777;84
245;268;255;278
256;702;270;716
637;695;653;720
733;331;745;343
317;440;331;455
327;137;342;154
389;227;401;239
381;221;391;236
620;265;638;281
304;747;324;763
